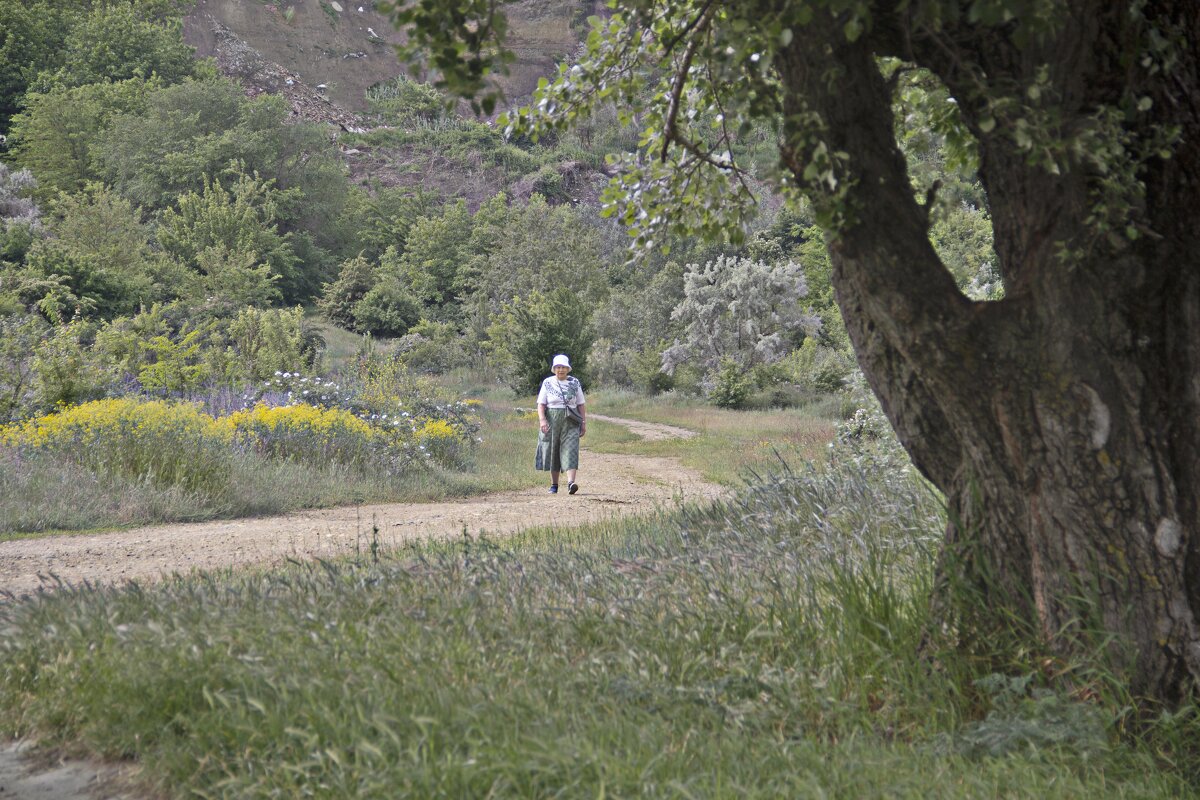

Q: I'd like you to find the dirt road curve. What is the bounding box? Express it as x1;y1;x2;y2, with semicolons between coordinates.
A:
0;416;722;599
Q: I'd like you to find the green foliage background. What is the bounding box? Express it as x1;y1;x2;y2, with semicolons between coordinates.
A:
0;0;999;417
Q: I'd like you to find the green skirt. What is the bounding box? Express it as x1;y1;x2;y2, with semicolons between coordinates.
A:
535;407;580;472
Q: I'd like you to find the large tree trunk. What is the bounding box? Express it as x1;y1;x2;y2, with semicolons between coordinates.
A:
775;2;1200;703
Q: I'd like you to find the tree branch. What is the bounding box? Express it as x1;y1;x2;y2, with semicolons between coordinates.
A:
660;3;715;163
706;61;759;203
660;0;717;56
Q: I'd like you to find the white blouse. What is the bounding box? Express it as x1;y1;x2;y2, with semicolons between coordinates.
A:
537;376;585;409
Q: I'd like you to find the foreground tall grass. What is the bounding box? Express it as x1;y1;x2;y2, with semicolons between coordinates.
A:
2;454;1195;798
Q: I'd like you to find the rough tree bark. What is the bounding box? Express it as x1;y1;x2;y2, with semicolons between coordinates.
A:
776;3;1200;703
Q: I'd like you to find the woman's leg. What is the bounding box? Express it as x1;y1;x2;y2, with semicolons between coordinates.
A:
546;410;562;490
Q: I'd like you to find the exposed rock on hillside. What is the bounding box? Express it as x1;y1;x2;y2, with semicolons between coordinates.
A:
183;0;406;120
182;0;613;208
188;16;368;130
183;0;598;125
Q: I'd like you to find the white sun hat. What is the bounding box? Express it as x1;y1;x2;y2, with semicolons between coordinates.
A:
552;354;571;368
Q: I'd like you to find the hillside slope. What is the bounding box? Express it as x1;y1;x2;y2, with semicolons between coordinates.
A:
183;0;593;124
182;0;609;206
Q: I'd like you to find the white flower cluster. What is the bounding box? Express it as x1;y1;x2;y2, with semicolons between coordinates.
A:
249;372;344;410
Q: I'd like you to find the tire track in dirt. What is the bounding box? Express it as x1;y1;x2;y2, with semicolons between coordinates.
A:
0;416;723;599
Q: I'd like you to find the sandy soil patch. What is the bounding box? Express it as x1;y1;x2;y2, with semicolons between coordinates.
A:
0;743;139;800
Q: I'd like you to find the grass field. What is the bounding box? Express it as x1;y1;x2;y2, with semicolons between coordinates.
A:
2;395;1198;797
459;384;841;488
1;480;1194;797
585;388;841;485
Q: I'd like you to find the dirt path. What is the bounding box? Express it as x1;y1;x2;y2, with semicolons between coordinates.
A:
0;416;722;599
0;743;139;800
0;415;723;799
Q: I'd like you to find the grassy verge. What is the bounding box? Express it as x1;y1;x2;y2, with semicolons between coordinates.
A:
450;402;639;494
452;382;840;488
0;394;644;535
1;456;1195;797
580;388;840;486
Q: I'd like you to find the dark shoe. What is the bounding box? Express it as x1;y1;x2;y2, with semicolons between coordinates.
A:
548;484;558;494
568;482;578;495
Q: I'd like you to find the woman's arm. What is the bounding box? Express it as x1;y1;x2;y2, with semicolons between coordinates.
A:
538;402;549;434
577;403;586;437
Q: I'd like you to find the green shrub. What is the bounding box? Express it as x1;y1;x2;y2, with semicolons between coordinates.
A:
31;321;114;410
488;287;593;395
157;172;299;304
392;199;474;309
352;278;422;336
0;313;47;422
783;337;855;393
628;340;674;394
57;3;196;89
365;76;445;125
395;319;466;374
227;306;314;382
708;358;753;409
747;382;815;410
528;163;566;200
319;254;377;329
136;329;211;393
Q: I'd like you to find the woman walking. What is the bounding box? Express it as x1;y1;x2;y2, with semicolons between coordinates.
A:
536;354;586;494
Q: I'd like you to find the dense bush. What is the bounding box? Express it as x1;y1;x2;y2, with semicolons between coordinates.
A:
628;340;676;394
395;201;473;309
30;321;115;408
319;254;377;329
14;184;165;319
394;319;467;374
7;78;156;200
352;278;422;336
365;75;446;125
782;337;855;393
226;306;317;382
0;313;48;422
333;186;440;264
488;287;594;395
157;172;298;304
55;2;197;90
708;358;754;409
